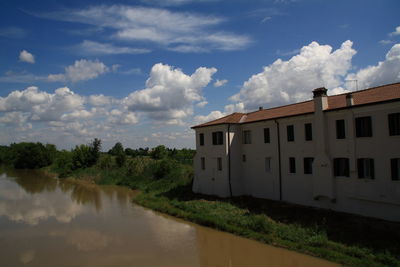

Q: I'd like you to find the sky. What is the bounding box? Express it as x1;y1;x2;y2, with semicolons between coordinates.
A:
0;0;399;150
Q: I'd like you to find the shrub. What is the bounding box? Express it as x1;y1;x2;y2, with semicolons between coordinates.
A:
151;145;168;160
10;142;55;169
152;158;177;179
54;150;74;178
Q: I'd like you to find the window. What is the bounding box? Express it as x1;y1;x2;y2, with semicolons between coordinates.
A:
243;130;252;144
289;157;296;173
265;158;271;172
357;158;375;179
212;131;223;145
304;123;312;141
355;116;372;137
333;158;350;177
199;133;204;146
201;157;205;170
388;113;400;136
264;128;270;143
336;119;346;139
242;154;246;162
391;158;400;181
304;157;314;174
217;157;222;171
287;125;294;142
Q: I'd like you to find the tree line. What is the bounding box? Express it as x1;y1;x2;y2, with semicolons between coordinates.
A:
0;140;195;178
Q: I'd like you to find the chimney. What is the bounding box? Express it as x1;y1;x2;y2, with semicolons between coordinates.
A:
346;93;354;106
313;87;328;111
259;106;263;111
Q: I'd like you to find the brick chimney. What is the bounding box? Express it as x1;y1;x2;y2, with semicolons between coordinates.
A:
313;87;328;111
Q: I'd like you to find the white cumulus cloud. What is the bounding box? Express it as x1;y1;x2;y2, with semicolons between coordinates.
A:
19;50;35;63
124;63;217;124
48;59;109;82
389;26;400;37
346;43;400;89
214;79;228;87
230;40;356;109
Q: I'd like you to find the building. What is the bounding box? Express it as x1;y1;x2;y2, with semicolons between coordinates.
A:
191;83;400;222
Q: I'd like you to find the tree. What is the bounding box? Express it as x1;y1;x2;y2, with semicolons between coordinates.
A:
88;138;101;166
151;145;168;160
108;142;126;167
108;142;124;156
72;144;91;169
125;148;137;157
9;142;55;169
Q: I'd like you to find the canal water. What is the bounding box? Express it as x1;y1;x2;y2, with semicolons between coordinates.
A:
0;168;339;267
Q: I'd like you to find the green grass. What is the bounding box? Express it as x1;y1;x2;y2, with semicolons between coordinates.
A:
48;157;400;267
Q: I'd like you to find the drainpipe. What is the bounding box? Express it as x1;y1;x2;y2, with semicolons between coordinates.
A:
274;120;282;201
227;124;233;197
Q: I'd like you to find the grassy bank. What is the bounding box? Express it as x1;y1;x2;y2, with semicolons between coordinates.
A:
46;155;400;267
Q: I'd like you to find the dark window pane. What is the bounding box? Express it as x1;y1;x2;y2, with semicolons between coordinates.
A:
243;130;252;144
199;133;204;146
358;158;374;179
305;123;312;141
287;125;294;142
336;119;346;139
212;132;223;145
391;158;400;180
242;154;246;162
289;157;296;173
355;117;372;137
388;113;400;136
217;157;222;171
304;157;314;174
264;128;270;143
334;158;350;177
201;157;205;170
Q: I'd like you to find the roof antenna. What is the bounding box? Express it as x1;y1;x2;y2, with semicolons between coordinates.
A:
345;79;358;91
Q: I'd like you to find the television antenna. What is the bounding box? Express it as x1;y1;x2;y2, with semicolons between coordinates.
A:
345;79;358;91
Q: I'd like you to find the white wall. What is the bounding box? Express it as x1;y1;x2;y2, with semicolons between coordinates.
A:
193;101;400;221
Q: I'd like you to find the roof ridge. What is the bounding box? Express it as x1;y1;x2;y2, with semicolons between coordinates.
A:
328;82;400;97
245;99;313;115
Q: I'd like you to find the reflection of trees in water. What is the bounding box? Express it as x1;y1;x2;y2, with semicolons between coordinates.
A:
10;169;57;194
101;185;133;210
71;183;102;212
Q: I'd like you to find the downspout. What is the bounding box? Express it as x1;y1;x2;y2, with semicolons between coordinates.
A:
227;124;233;197
274;120;282;201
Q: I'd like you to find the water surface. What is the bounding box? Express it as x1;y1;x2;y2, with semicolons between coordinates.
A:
0;168;338;267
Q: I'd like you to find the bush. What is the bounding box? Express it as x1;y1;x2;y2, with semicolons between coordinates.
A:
54;150;74;178
72;144;92;169
151;145;168;160
108;142;125;167
71;138;102;169
97;154;116;170
152;159;177;179
10;142;55;169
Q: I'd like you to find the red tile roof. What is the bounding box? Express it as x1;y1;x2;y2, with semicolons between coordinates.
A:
192;82;400;129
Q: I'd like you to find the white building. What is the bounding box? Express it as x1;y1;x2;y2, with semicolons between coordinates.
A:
192;83;400;222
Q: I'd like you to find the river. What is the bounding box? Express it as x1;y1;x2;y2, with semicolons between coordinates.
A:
0;168;339;267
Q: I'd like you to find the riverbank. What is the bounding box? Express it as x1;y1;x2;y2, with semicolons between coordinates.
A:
44;158;399;267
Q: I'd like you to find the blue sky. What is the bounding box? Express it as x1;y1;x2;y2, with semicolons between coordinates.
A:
0;0;399;150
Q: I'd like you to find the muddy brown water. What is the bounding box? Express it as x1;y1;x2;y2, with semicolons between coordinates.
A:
0;168;339;267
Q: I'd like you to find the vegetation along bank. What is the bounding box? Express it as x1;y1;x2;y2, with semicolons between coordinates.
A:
0;139;399;267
